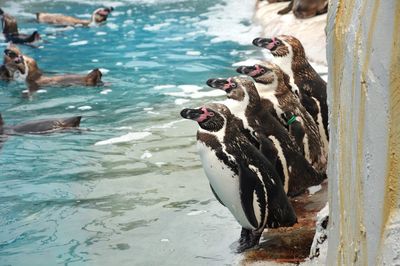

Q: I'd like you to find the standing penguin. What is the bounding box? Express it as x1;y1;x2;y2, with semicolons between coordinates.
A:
180;103;297;252
207;76;326;196
237;62;327;172
252;35;329;154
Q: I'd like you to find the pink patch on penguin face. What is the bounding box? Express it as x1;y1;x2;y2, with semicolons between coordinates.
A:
248;65;264;77
222;78;236;90
196;107;214;123
266;37;277;50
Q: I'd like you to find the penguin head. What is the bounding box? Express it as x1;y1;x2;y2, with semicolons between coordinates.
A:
92;7;113;24
253;36;292;58
3;47;26;75
237;62;278;86
206;77;245;101
180;104;228;132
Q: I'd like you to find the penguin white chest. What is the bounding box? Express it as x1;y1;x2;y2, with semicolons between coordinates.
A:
197;141;255;230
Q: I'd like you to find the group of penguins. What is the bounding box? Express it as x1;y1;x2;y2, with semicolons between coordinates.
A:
180;35;328;252
0;7;113;140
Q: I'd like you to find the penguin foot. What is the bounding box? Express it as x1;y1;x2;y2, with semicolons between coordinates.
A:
236;228;262;253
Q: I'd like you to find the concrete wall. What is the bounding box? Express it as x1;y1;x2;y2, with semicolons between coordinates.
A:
326;0;400;265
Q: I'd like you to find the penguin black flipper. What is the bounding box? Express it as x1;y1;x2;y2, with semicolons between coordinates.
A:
238;161;266;230
300;94;319;123
266;181;297;228
209;183;225;207
255;131;278;165
254;131;285;186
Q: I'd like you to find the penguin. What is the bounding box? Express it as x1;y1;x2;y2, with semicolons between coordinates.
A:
207;76;326;196
2;47;103;94
277;0;328;19
180;103;297;252
1;45;27;81
252;35;329;155
36;7;113;27
236;61;327;172
0;8;40;45
0;113;81;135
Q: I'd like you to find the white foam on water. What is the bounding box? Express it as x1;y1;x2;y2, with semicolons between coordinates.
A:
164;85;225;99
37;90;47;94
153;85;176;90
44;26;74;33
140;150;153;159
143;107;153;111
146;119;185;130
69;40;88;46
164;36;184;41
78;106;92;110
99;68;110;74
186;51;201;56
186;30;207;37
198;0;261;45
107;23;119;30
92;59;99;62
175;98;190;105
96;32;107;36
66;106;76;109
100;89;112;95
94;132;152;146
115;126;133;130
116;62;123;66
124;19;134;25
232;58;264;67
143;22;170;31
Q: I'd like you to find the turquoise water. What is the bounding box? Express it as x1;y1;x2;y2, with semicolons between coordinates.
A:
0;0;263;265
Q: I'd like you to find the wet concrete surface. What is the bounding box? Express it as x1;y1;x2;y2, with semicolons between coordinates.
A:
241;181;328;265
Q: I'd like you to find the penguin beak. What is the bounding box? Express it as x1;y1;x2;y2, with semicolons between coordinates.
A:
236;66;253;75
180;108;203;121
252;37;276;50
206;78;228;90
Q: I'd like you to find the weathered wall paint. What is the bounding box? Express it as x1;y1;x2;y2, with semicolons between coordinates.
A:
327;0;400;265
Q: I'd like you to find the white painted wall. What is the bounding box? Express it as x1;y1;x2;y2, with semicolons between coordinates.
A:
326;0;400;265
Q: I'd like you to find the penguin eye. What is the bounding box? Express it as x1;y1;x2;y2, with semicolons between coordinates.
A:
275;40;281;45
260;68;265;74
231;82;237;88
209;112;215;117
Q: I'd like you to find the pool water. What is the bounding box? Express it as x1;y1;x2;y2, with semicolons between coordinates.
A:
0;0;265;265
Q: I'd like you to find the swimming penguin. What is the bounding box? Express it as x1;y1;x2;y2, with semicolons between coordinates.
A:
1;45;26;81
180;103;297;252
0;113;82;135
2;47;104;93
236;61;326;172
36;7;113;27
252;35;329;154
0;8;41;45
207;76;326;196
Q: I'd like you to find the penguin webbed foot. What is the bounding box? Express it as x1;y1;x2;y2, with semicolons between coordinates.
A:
236;228;262;253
